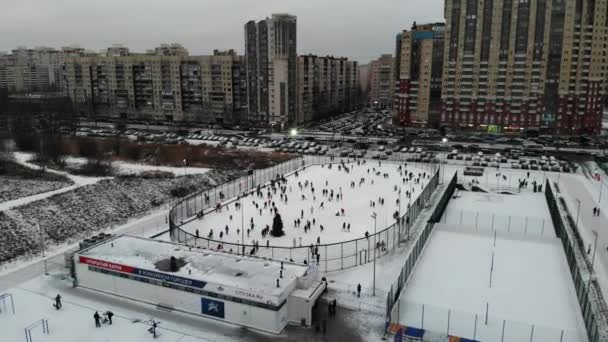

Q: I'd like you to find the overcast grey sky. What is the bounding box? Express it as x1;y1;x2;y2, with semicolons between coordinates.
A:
0;0;444;63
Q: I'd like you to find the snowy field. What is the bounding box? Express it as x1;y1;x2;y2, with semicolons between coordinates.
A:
63;156;209;177
396;226;587;342
0;278;248;342
179;160;435;248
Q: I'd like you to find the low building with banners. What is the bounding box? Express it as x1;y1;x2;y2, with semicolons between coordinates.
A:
72;235;325;334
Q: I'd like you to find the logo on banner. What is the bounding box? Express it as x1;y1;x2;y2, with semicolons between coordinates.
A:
201;298;225;319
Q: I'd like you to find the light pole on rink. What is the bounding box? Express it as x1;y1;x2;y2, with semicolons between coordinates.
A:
371;212;377;296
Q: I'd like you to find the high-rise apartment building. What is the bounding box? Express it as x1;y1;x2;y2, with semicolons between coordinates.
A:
244;14;297;128
65;50;247;124
0;46;86;93
442;0;607;134
368;54;395;109
296;55;360;124
394;23;445;127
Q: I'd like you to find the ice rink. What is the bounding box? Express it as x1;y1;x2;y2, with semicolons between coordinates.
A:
179;160;436;248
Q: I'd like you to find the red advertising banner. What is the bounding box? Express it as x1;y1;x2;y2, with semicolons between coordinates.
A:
79;256;135;273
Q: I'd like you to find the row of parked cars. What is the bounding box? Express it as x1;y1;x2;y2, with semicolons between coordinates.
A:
448;150;572;172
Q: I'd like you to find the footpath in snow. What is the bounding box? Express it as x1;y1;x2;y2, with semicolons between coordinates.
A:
0;152;106;212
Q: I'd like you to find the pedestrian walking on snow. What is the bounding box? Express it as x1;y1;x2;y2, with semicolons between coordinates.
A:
94;311;101;328
54;294;62;310
357;284;361;298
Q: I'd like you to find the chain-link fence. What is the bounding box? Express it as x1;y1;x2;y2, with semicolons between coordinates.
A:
439;209;550;237
390;300;583;342
384;174;590;342
545;180;607;342
385;171;458;322
169;156;440;272
169;156;305;230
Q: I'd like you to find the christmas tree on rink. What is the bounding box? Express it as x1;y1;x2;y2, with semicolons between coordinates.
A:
271;212;285;237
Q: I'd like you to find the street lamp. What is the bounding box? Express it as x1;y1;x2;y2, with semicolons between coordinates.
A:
575;198;582;228
290;128;298;137
440;138;448;183
371;212;377;296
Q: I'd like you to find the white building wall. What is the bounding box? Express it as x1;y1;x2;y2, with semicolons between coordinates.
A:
74;261;288;334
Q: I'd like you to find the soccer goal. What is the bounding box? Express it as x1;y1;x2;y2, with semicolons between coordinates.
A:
24;318;49;342
0;292;15;315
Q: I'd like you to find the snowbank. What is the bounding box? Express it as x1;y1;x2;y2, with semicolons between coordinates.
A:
0;170;239;264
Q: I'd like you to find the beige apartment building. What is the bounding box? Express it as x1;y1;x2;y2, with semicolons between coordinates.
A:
442;0;607;134
394;23;445;127
296;55;360;124
368;54;394;109
0;46;85;93
65;48;246;124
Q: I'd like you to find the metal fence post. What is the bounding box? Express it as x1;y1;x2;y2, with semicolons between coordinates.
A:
529;325;534;342
474;314;478;340
447;309;451;336
422;304;425;329
325;245;328;272
341;243;343;270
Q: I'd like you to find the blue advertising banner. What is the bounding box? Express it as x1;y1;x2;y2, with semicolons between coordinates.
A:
201;297;225;319
133;268;207;289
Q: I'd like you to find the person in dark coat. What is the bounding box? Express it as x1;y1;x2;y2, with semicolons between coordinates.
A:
105;311;114;325
94;311;101;328
357;284;362;298
54;294;62;309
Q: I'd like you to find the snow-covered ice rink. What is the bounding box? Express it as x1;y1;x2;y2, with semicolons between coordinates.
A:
397;226;587;342
180;160;436;248
441;191;554;237
394;188;588;342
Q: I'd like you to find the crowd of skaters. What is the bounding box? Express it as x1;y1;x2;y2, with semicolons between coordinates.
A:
190;158;433;263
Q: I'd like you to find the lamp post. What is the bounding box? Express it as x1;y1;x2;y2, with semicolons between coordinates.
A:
38;223;48;275
575;198;581;228
371;212;377;296
441;138;448;183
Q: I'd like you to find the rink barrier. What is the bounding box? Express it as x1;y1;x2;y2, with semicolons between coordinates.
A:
439;209;549;237
545;180;608;342
168;155;440;273
387;299;582;342
385;171;458;330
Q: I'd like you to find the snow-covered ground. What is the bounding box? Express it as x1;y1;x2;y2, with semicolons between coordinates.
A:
1;156;603;342
0;153;106;212
63;156;210;177
179;160;435;248
397;226;587;342
0;177;72;203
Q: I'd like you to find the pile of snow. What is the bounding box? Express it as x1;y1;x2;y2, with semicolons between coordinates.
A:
0;170;239;264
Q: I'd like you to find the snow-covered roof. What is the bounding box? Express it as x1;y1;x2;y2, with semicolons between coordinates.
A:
77;235;308;306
